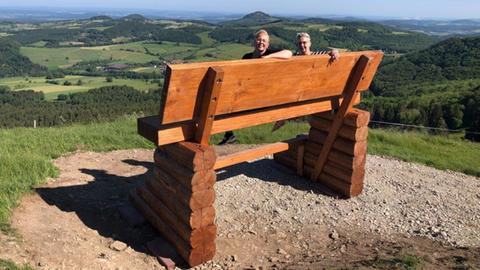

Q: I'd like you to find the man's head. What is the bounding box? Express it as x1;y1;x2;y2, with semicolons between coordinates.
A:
254;29;270;54
296;32;312;55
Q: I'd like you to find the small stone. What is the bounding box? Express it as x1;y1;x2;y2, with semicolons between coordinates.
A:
230;255;238;262
268;257;279;263
277;248;287;255
329;230;339;240
109;240;128;251
340;244;347;253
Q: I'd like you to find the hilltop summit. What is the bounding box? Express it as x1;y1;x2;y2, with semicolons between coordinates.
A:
221;11;281;26
120;14;147;22
242;11;272;20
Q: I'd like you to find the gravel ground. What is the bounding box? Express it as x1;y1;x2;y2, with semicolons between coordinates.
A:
214;154;480;247
1;148;479;269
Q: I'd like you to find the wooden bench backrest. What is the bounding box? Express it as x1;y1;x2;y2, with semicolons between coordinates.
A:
160;51;383;125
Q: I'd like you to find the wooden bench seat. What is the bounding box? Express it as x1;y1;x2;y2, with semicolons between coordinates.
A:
132;51;383;267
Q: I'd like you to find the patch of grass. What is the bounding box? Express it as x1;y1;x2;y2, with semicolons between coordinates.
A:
368;129;480;177
371;254;422;270
0;116;154;233
0;260;33;270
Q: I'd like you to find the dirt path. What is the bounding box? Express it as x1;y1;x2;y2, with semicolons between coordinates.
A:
0;148;479;269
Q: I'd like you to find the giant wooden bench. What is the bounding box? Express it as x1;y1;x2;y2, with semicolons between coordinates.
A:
131;51;383;267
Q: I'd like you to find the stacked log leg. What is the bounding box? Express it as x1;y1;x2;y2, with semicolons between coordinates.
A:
274;109;370;198
130;142;217;267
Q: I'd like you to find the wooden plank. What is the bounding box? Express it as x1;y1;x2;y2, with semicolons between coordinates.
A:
311;55;371;181
153;149;216;191
273;153;363;198
313;108;370;128
309;117;369;141
145;176;215;230
160;142;217;172
304;151;366;171
152;166;216;211
137;185;216;248
305;138;367;157
129;191;202;266
194;67;224;145
160;51;383;124
214;136;306;170
138;95;360;146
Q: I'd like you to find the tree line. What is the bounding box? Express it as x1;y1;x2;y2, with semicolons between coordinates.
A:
0;85;159;128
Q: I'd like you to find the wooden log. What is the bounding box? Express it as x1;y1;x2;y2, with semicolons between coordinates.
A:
313;108;370;128
273;152;298;172
202;241;216;262
308;116;369;141
136;185;216;249
323;162;365;184
153;166;216;211
129;191;204;266
297;143;305;176
304;151;366;171
154;150;216;191
159;142;217;172
214;136;306;170
144;177;216;229
307;130;367;157
274;153;363;198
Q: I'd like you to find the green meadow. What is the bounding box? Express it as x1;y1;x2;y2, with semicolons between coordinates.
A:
20;40;251;69
0;75;160;99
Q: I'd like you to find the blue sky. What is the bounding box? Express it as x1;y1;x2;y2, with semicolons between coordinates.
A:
0;0;479;19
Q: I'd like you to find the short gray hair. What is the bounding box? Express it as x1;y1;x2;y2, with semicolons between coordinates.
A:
255;29;269;38
296;32;311;41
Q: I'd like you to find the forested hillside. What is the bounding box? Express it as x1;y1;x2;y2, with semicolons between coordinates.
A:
364;36;480;141
0;85;159;128
0;39;46;77
372;37;480;96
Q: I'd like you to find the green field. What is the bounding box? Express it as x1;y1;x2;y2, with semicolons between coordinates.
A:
20;40;252;70
0;75;160;99
20;44;159;69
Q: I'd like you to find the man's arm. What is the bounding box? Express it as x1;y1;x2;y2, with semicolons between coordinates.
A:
262;49;292;59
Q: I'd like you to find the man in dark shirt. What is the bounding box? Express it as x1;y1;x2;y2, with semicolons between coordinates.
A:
218;29;292;145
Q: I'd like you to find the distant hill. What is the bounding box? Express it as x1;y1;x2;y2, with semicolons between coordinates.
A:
0;38;46;78
372;36;480;96
120;14;148;22
221;11;284;26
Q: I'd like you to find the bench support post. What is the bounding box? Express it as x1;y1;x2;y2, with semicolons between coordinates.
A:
311;55;371;181
195;66;224;145
130;142;217;267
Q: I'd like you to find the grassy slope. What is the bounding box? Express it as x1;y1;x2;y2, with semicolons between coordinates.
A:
0;75;159;100
1;118;479;234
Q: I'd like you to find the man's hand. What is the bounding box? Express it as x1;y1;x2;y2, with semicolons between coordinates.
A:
329;49;340;61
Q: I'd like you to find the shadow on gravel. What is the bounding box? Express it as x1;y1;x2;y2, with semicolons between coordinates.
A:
216;158;339;197
34;157;338;263
35;159;157;255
